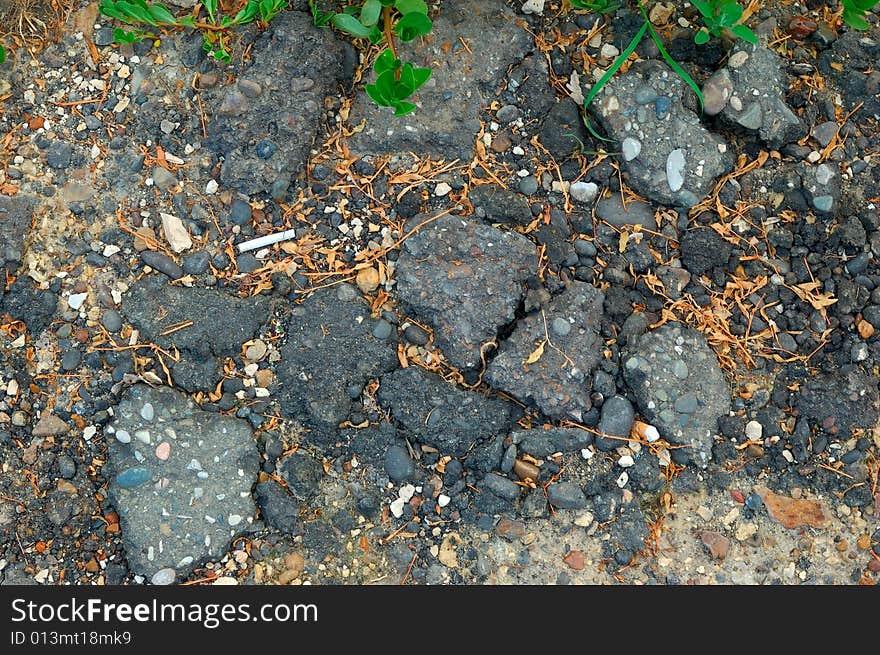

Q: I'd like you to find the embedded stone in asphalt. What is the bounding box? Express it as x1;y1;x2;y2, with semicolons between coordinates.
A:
622;324;731;467
486;280;604;422
395;215;536;370
106;385;259;580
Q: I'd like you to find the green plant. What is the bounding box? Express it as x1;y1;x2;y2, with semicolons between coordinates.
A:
0;43;5;64
841;0;878;29
582;1;703;141
568;0;621;13
691;0;757;44
315;0;432;115
98;0;288;62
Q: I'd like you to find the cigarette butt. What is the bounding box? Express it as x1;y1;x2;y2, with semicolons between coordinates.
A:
632;420;660;442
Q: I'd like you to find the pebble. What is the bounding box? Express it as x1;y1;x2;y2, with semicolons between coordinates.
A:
116;466;152;489
61;349;82;371
666;149;686;192
434;182;452;197
102;309;123;332
140;403;155;422
356;266;380;293
67;292;88;310
521;0;544;14
745;420;763;440
547;481;587;509
151;166;178;191
389;498;406;518
57;454;76;479
115;429;132;444
518;176;539;195
403;324;429;345
481;473;521;501
379;446;414;487
551;317;572;337
255;140;277;159
140;250;184;279
372;320;393;340
812;121;838;147
183;251;211;275
228;199;253;226
150;568;176;585
618;454;634;468
634;86;657;104
702;69;732;116
812;195;834;212
815;163;835;186
621;137;641;161
569;181;598;204
598;395;635;450
160;212;193;253
47;142;73;169
155;442;171;461
245;340;267;361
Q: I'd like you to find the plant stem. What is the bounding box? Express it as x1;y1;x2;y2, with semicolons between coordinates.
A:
382;5;401;80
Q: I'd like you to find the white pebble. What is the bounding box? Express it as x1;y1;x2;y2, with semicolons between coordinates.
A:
745;420;763;440
434;182;452;197
399;484;416;502
644;425;660;442
140;403;155;421
438;494;451;508
115;429;132;444
618;455;635;468
616;472;629;488
67;292;88;310
205;179;219;194
389;498;406;518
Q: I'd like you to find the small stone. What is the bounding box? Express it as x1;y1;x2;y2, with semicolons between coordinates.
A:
518;176;539;195
551;317;572;337
140;250;184;279
151;166;178;191
546;481;587;510
745;420;763;440
245;340;267;362
521;0;544;15
815;163;835;186
665;149;686;193
356;266;380;293
102;309;123;332
618;454;634;468
255;140;277;159
115;430;131;444
370;319;392;341
61;349;82;371
570;181;598;204
155;442;171;461
755;485;830;529
140;403;154;422
812;121;838;148
621;137;641;161
563;549;585;570
34;413;69;437
728;51;749;68
481;473;521;501
384;445;415;482
160;213;193;253
812;195;834;212
389;497;406;518
701;531;731;560
702;69;733;116
150;568;176;585
116;466;152;489
434;182;452;197
68;292;88;310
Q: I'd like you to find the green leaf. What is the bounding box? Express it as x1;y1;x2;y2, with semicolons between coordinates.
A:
205;0;218;21
398;62;416;94
0;43;5;64
694;28;710;44
411;66;431;89
115;1;159;26
849;0;878;11
360;0;382;27
843;7;870;29
395;0;428;15
729;23;757;43
177;14;195;26
147;3;177;25
393;100;416;116
331;12;376;38
366;82;391;106
395;11;432;41
640;2;704;111
717;2;743;26
582;21;647;142
233;1;261;25
113;27;144;43
690;0;714;19
373;48;400;75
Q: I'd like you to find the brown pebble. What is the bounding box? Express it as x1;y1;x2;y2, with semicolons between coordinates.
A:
701;530;731;561
57;480;78;495
84;558;100;573
858;319;875;339
787;16;818;39
283;552;305;575
491;130;512;153
868;558;880;573
355;266;380;294
255;369;274;388
857;534;872;550
513;459;540;482
563;549;585;570
746;444;765;459
495;517;526;540
836;540;848;552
